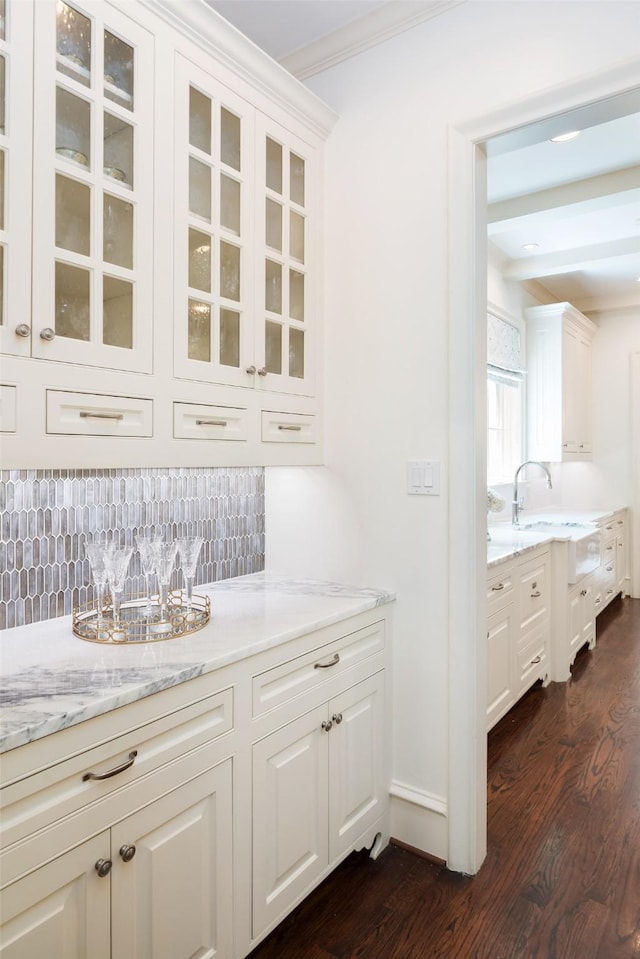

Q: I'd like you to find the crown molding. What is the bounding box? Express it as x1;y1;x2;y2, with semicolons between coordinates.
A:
280;0;466;81
138;0;338;138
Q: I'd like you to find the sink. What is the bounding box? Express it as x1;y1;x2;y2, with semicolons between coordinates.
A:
517;521;601;583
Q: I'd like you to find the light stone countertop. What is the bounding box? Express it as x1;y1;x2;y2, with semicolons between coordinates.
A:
486;507;623;571
0;573;395;754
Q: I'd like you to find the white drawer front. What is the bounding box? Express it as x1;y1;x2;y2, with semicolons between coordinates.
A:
0;687;233;852
487;567;515;613
0;384;17;432
46;390;153;437
261;410;316;444
252;621;385;716
173;402;248;441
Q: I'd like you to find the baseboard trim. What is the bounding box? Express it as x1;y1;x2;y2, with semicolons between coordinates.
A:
389;780;448;862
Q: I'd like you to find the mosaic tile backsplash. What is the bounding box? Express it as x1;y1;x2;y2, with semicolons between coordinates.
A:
0;467;265;630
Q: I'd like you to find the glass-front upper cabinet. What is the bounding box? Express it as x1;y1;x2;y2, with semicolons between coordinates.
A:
254;115;316;396
173;55;253;387
0;0;34;358
30;0;153;372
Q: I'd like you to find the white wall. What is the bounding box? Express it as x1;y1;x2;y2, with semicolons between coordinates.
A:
266;1;640;864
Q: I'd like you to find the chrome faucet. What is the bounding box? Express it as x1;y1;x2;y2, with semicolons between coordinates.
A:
512;460;552;526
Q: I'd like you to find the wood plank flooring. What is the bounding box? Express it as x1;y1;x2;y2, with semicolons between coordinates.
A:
248;596;640;959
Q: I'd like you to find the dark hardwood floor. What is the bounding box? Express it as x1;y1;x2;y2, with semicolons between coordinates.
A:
248;595;640;959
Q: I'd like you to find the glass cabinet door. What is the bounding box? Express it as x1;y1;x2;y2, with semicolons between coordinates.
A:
30;0;153;372
255;115;316;396
0;0;34;358
173;55;253;387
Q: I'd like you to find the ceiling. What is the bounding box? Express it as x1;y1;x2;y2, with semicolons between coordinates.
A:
206;0;640;316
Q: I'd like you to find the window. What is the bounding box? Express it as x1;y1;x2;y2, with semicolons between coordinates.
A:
487;368;523;485
486;308;525;484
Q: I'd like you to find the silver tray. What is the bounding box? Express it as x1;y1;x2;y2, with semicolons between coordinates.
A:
73;591;210;644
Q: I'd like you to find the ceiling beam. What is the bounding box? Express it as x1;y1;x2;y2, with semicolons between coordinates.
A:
488;165;640;230
503;236;640;280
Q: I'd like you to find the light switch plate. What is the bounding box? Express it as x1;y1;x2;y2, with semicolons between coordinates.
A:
407;459;440;495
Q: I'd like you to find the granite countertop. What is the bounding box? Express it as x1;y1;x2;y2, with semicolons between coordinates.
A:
0;573;395;754
486;507;624;570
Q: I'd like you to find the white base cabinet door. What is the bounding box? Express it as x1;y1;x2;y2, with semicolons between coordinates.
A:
487;605;516;731
111;761;233;959
252;704;329;936
329;672;385;862
0;833;111;959
252;670;385;939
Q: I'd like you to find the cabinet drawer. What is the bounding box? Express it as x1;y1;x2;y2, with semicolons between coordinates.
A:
516;631;546;689
261;410;316;443
0;686;233;851
173;402;248;441
46;390;153;437
0;384;17;432
487;567;515;613
518;552;549;637
252;621;384;716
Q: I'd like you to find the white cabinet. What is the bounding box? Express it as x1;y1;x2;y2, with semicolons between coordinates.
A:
486;546;550;731
593;509;628;614
0;834;111;959
1;604;391;959
567;578;595;663
0;676;235;959
0;0;335;470
525;302;597;462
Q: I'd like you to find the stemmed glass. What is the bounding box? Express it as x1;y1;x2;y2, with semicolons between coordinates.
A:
176;537;203;613
85;541;111;625
135;531;162;617
152;541;179;622
104;545;133;625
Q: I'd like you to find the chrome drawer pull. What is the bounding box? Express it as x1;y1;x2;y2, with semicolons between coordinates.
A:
79;411;124;421
491;583;505;591
278;424;302;432
531;590;541;598
83;749;138;782
530;655;541;665
196;418;228;427
314;653;340;670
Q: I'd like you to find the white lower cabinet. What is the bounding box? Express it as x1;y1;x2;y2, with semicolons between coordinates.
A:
252;669;385;939
568;580;595;663
486;546;550;732
0;764;232;959
0;608;391;959
0;834;111;959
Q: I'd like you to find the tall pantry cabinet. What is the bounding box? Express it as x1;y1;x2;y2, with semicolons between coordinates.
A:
0;0;336;468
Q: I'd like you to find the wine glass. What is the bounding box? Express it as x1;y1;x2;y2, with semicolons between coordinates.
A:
85;541;111;625
135;531;163;617
176;537;204;613
152;541;179;622
104;546;133;625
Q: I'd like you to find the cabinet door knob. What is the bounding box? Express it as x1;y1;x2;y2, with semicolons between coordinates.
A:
321;719;333;732
580;589;587;597
332;713;343;725
15;323;31;337
257;366;267;376
245;365;256;375
39;327;56;341
119;844;136;863
95;858;112;878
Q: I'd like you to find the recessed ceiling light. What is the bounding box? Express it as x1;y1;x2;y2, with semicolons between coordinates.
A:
521;243;539;252
549;130;581;143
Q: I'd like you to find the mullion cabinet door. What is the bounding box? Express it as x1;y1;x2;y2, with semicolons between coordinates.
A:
0;0;34;358
173;54;254;388
254;113;317;397
31;0;154;372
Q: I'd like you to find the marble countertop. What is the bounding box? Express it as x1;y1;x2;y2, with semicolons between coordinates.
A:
486;507;624;570
0;573;395;754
